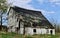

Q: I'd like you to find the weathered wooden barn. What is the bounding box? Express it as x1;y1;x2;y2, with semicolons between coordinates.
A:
7;6;55;35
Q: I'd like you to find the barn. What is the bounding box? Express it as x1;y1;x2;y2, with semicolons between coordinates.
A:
7;6;55;35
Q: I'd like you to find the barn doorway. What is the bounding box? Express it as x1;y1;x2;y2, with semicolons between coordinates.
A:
50;30;53;35
33;29;36;34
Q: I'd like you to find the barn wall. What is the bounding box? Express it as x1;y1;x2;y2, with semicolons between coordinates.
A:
20;28;24;34
25;27;33;35
19;27;55;35
19;27;47;35
8;26;55;35
48;29;55;35
8;28;12;32
8;27;16;32
36;28;47;34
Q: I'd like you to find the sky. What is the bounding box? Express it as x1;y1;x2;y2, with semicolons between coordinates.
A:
7;0;60;25
2;13;7;25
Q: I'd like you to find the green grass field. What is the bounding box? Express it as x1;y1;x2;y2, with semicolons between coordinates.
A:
0;32;60;38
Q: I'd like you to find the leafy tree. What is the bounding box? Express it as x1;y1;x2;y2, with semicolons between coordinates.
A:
0;0;7;12
0;0;7;31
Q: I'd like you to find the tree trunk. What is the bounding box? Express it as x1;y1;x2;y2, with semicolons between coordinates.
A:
0;12;2;31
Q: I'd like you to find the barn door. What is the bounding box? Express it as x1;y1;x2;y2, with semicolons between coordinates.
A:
33;29;36;34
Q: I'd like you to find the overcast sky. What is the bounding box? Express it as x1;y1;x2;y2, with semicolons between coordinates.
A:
7;0;60;25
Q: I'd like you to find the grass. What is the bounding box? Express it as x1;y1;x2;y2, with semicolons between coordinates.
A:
0;32;60;38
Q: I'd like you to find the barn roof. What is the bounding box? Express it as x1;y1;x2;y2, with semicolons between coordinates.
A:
9;6;54;29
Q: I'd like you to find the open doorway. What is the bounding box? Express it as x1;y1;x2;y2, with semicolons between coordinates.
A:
33;29;36;34
50;30;53;35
